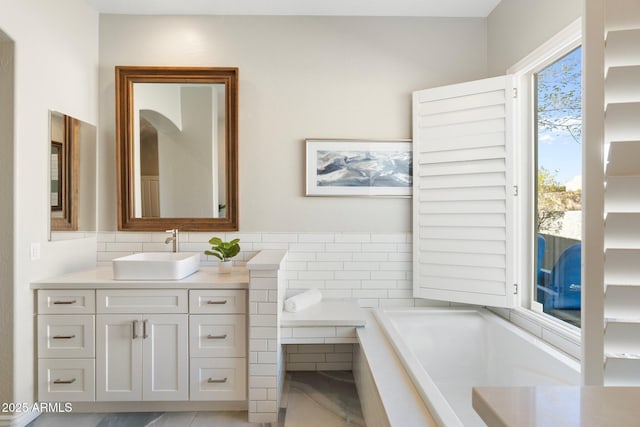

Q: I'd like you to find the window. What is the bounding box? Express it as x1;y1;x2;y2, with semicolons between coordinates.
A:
508;19;582;330
412;20;583;336
533;47;582;327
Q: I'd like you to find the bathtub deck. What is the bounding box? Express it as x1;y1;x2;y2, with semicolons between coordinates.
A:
356;310;437;427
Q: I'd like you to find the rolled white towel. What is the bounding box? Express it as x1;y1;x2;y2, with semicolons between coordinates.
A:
284;289;322;313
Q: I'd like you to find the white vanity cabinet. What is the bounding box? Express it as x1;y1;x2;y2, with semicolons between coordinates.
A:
189;289;247;401
37;290;96;402
33;267;252;407
96;289;189;401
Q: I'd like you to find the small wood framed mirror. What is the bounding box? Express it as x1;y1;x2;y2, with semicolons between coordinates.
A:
49;110;97;239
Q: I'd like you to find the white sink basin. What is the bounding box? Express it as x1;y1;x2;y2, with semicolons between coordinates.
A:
112;252;200;280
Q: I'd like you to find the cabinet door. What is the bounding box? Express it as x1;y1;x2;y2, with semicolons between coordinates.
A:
96;314;142;401
142;314;188;401
189;290;246;314
97;289;188;314
190;357;246;401
38;290;95;314
38;314;95;358
190;314;246;358
38;358;95;402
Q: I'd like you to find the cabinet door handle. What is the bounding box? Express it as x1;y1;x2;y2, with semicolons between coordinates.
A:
53;378;76;385
206;300;228;305
53;300;77;305
207;377;228;383
206;334;228;340
143;319;149;339
52;334;76;340
132;320;139;339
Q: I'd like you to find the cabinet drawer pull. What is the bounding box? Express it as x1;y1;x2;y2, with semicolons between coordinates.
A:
206;300;228;305
207;377;228;384
53;300;77;305
143;319;149;339
206;333;228;340
53;378;76;385
132;320;139;339
52;334;76;340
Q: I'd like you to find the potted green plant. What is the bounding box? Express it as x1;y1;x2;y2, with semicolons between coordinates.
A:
204;237;240;274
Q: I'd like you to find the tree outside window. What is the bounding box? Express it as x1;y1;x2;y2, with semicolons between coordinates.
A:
535;46;582;327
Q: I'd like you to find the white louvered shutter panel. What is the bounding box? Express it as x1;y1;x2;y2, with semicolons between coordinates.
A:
603;1;640;385
413;76;515;308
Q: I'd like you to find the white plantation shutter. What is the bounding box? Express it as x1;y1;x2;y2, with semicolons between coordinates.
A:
412;76;515;308
602;3;640;385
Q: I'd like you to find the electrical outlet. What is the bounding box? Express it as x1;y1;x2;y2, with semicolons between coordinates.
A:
30;242;41;260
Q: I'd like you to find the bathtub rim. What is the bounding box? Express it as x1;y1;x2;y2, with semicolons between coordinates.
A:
373;306;581;427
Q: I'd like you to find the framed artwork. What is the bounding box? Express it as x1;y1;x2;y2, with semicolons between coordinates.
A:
305;138;412;197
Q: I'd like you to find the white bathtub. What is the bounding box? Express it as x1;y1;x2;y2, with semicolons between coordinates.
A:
374;308;580;427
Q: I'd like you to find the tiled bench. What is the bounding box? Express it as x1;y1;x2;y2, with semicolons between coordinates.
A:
280;300;366;344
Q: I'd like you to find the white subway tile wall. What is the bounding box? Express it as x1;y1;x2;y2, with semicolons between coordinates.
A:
247;266;284;423
97;231;429;309
489;307;581;360
97;232;579;361
280;325;359;345
285;344;354;371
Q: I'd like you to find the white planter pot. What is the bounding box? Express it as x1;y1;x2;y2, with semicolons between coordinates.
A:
218;260;233;274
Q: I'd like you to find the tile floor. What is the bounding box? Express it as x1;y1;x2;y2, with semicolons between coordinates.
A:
27;371;364;427
284;371;364;427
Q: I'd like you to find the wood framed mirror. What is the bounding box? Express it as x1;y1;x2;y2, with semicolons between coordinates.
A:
49;110;97;239
116;66;238;231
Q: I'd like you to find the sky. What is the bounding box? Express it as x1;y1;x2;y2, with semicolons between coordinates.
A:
536;47;582;190
538;128;582;189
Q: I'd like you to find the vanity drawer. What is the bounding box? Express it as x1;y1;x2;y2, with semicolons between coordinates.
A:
38;315;95;358
38;358;95;402
189;357;246;401
38;290;95;314
97;289;188;313
189;290;246;314
189;315;246;358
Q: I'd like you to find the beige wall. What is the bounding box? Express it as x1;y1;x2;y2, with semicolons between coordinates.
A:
98;15;488;233
0;32;15;408
487;0;582;75
0;0;98;411
0;1;590;412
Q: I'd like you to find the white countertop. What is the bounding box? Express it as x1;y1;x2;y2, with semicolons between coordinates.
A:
246;249;288;270
473;386;640;427
281;300;366;327
31;266;249;289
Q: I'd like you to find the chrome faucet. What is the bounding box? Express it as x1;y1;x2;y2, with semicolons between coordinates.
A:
165;229;179;253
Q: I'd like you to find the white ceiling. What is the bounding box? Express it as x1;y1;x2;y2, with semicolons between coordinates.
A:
87;0;502;18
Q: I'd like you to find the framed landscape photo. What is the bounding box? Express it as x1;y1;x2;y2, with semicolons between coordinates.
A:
305;139;412;197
